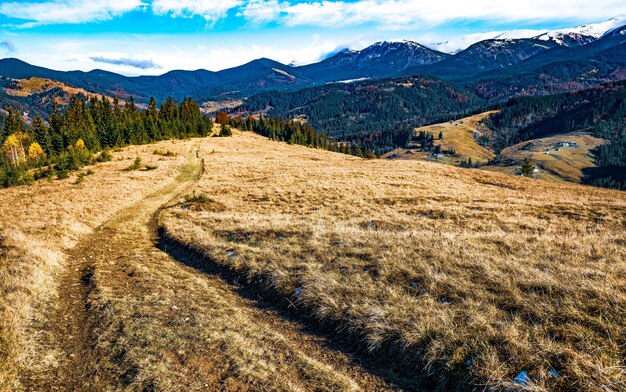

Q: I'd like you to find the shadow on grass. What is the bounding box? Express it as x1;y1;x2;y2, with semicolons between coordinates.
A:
156;226;474;392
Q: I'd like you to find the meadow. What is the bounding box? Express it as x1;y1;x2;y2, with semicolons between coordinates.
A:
161;131;626;391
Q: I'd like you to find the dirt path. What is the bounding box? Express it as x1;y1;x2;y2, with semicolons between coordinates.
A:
25;141;396;391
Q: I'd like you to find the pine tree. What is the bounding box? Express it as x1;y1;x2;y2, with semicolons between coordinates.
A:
520;158;535;177
1;107;25;145
32;117;52;154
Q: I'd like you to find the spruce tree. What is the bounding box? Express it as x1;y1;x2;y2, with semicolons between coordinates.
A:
32;117;52;155
520;158;535;177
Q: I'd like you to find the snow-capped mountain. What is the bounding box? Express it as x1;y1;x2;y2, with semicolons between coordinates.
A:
298;40;450;81
429;17;626;53
411;38;561;78
533;17;626;46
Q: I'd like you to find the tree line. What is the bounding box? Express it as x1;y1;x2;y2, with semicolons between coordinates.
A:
224;113;376;158
237;76;484;154
486;81;626;189
0;95;213;188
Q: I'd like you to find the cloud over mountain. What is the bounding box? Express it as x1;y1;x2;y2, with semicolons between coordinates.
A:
90;56;160;69
0;40;17;53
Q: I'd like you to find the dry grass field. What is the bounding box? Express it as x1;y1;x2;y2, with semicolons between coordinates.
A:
0;134;394;391
493;132;606;182
0;139;191;389
4;77;109;104
384;111;496;165
161;131;626;391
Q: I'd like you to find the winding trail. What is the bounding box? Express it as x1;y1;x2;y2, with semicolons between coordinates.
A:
26;141;396;391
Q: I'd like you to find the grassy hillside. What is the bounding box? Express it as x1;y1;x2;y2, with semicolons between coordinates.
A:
0;76;114;119
493;132;606;182
4;77;108;101
0;140;192;389
383;111;496;165
161;132;626;391
0;135;395;390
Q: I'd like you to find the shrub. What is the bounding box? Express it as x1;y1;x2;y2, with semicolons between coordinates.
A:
183;191;212;203
145;164;158;171
74;172;86;185
153;149;176;157
125;156;142;171
220;125;233;137
96;149;113;162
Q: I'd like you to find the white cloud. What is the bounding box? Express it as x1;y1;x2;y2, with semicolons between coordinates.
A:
424;29;546;53
237;0;284;24
0;0;145;26
241;0;626;30
151;0;242;24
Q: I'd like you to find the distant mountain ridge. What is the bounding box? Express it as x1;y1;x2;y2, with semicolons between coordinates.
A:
1;18;625;105
298;41;450;82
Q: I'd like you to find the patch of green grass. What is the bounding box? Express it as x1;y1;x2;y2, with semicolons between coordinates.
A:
73;172;86;185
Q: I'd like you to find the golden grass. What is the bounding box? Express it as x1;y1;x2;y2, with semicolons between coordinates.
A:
0;140;187;390
200;99;244;115
4;77;110;103
1;135;391;390
385;111;497;165
161;131;626;391
494;132;606;182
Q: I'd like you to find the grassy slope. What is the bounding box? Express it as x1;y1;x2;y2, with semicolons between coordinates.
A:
488;132;606;182
384;112;606;184
0;134;394;390
0;140;189;389
4;77;109;104
161;131;626;391
384;111;496;165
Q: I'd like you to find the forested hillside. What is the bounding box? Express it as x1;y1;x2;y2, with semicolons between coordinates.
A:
0;95;214;188
237;76;484;154
487;81;626;188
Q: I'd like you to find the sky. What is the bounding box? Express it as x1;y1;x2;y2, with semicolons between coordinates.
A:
0;0;625;76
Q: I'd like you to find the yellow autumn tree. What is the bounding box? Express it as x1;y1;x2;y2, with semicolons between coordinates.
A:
27;142;46;165
75;139;85;150
2;134;27;167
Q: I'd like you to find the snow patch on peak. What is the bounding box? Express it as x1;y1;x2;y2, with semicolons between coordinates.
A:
534;16;626;44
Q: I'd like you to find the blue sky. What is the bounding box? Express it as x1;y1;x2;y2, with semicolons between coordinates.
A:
0;0;624;75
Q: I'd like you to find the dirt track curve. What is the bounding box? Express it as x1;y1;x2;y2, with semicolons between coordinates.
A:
22;142;397;391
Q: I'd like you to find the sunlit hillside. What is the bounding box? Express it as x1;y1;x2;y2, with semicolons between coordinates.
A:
1;131;624;391
161;132;626;391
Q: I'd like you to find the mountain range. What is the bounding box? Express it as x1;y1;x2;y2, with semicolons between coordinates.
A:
1;17;625;108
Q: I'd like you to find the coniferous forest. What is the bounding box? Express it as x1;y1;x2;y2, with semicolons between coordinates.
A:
224;114;376;157
0;95;213;188
237;76;484;154
486;81;626;189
